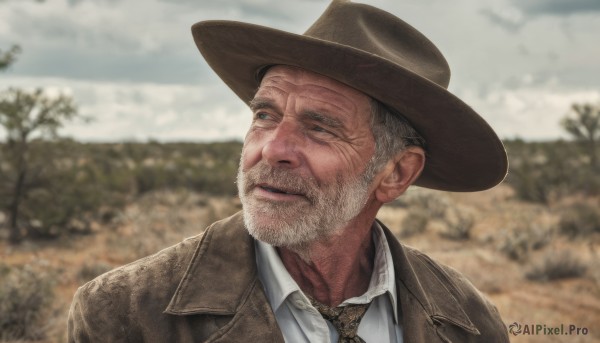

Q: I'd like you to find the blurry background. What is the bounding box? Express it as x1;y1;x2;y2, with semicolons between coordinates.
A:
0;0;599;342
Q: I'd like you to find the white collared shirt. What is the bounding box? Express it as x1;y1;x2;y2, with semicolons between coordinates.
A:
255;222;403;343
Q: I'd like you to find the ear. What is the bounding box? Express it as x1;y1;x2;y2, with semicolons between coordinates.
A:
374;147;425;203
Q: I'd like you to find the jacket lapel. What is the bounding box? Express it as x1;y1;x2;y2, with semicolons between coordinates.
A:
379;220;480;342
164;213;284;342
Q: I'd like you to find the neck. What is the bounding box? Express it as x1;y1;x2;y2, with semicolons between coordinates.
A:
277;208;379;307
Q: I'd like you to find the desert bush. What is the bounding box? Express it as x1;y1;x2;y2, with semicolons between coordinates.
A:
1;139;129;241
399;209;429;238
504;138;600;203
105;190;214;262
525;251;587;282
1;140;242;242
439;207;475;240
20;160;125;239
508;161;554;204
134;164;169;195
561;103;600;172
499;225;551;261
0;262;55;340
500;233;529;261
504;140;573;204
558;202;600;238
125;141;241;196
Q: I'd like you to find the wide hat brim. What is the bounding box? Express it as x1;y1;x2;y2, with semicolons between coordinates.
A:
192;21;508;192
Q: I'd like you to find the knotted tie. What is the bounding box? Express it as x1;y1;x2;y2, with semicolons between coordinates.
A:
307;295;370;343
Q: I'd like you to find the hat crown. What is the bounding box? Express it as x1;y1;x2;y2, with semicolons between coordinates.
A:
304;0;450;88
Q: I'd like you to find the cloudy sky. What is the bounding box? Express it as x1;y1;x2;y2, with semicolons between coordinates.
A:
1;0;599;142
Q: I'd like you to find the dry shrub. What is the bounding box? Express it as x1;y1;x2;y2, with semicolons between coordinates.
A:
0;262;55;341
439;207;475;241
399;209;429;238
499;225;551;261
525;250;587;282
107;190;241;263
558;201;600;238
390;188;448;219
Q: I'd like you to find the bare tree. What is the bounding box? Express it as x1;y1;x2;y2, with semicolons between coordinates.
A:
0;45;21;71
560;103;600;171
0;88;77;243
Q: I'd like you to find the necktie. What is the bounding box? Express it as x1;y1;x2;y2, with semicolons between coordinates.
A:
307;295;370;343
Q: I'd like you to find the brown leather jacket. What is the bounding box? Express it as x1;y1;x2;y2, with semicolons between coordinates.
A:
68;212;509;342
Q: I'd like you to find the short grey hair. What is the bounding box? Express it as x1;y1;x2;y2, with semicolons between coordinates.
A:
365;98;426;179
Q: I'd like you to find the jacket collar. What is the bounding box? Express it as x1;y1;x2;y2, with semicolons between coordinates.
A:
165;213;257;315
165;212;478;336
379;219;480;336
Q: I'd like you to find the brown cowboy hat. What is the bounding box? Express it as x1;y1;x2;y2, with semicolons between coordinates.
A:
191;0;508;192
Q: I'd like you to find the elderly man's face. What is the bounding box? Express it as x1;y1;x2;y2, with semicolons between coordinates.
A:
237;66;377;247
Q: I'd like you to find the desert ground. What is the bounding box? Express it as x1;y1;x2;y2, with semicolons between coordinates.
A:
1;184;599;342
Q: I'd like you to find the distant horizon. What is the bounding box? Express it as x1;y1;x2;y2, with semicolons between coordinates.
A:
0;134;577;145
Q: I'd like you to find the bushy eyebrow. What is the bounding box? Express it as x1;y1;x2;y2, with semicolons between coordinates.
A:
249;98;274;111
249;97;344;129
301;111;344;129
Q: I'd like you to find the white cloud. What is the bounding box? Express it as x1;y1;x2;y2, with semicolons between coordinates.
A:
458;84;600;140
0;76;251;142
154;110;178;126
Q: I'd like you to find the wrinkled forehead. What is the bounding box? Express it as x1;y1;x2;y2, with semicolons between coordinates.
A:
256;65;372;118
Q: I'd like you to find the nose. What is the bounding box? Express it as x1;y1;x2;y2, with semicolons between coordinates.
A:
261;120;302;169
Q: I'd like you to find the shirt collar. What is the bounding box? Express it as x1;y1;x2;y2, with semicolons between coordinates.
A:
255;221;399;323
255;235;299;313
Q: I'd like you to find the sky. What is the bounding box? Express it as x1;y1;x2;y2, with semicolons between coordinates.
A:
1;0;599;142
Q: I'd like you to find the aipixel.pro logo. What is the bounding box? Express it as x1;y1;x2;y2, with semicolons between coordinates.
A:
508;321;589;336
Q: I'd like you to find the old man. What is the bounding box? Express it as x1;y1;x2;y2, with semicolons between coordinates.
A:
68;1;509;342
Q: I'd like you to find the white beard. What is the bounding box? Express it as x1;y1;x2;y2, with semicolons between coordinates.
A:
237;161;372;250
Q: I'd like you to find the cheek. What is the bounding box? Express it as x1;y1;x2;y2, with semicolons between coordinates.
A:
303;148;358;184
321;140;375;175
240;132;264;170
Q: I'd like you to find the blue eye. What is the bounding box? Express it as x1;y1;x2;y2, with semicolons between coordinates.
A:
256;112;270;120
311;125;336;138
